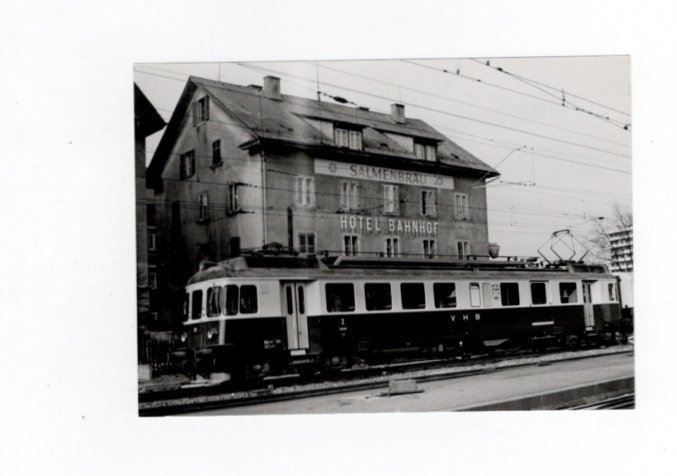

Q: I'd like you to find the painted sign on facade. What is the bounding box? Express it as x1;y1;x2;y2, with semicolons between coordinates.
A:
315;159;454;190
340;214;438;237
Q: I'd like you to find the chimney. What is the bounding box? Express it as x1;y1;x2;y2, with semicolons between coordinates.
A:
263;76;281;100
391;103;405;124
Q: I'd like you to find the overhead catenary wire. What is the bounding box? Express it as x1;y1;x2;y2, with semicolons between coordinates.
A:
135;66;632;174
469;58;631;118
402;59;631;131
469;59;630;129
238;62;632;158
311;62;631;149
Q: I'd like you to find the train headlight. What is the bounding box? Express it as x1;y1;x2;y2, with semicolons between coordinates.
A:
207;326;218;340
180;332;187;343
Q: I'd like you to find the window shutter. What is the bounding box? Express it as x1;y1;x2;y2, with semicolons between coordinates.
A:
204;96;210;121
192;102;198;126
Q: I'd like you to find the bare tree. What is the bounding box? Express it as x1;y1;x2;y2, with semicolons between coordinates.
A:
584;202;633;266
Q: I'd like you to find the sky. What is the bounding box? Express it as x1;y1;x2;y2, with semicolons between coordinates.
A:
134;57;632;260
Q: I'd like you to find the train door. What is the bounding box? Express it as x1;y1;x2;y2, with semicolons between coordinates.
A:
582;281;595;328
282;282;309;355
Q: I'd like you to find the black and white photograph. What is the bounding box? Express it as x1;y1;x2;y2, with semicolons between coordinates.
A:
135;57;634;415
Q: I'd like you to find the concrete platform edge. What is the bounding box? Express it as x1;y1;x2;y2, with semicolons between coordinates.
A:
458;376;635;411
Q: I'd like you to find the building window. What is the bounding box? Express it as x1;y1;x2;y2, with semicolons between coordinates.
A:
384;237;400;257
340;181;359;210
349;130;363;150
531;282;548;305
343;234;359;256
180;150;195;179
147;231;157;251
148;271;157;290
326;283;355;313
423;239;436;258
421;190;437;216
198;193;209;221
500;282;520;306
335;127;362;150
608;283;616;301
455;193;469;220
456;240;470;259
414;142;436;161
212;139;222;165
559;282;578;304
365;283;392;311
433;283;457;308
401;283;426;309
414;142;426;160
335;127;349;147
193;96;209;125
295;176;315;207
383;184;400;214
298;232;316;254
146;204;156;227
227;183;240;213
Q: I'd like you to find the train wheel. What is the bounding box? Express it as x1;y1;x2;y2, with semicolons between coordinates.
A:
564;335;580;350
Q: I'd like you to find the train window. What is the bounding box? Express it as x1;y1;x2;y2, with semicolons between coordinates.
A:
206;286;222;317
470;283;481;307
608;283;616;301
183;293;190;321
365;283;392;311
239;285;258;314
433;283;457;308
559;282;578;304
191;289;203;320
401;283;426;309
326;283;356;313
286;286;294;314
298;286;305;314
531;282;547;305
500;283;520;306
225;284;238;315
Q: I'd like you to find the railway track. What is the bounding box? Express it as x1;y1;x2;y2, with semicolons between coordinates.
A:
139;345;633;416
568;393;635;410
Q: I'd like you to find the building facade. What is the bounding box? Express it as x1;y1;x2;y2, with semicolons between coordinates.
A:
608;227;633;272
146;75;499;324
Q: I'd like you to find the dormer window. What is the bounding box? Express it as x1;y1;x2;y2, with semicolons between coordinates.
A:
414;141;436;161
334;127;362;151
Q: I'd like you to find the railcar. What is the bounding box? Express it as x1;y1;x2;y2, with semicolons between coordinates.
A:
172;253;626;379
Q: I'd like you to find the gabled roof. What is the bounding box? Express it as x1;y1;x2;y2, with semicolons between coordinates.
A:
147;76;498;189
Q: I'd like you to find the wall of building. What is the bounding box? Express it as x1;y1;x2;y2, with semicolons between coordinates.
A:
262;151;490;258
152;86;264;320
